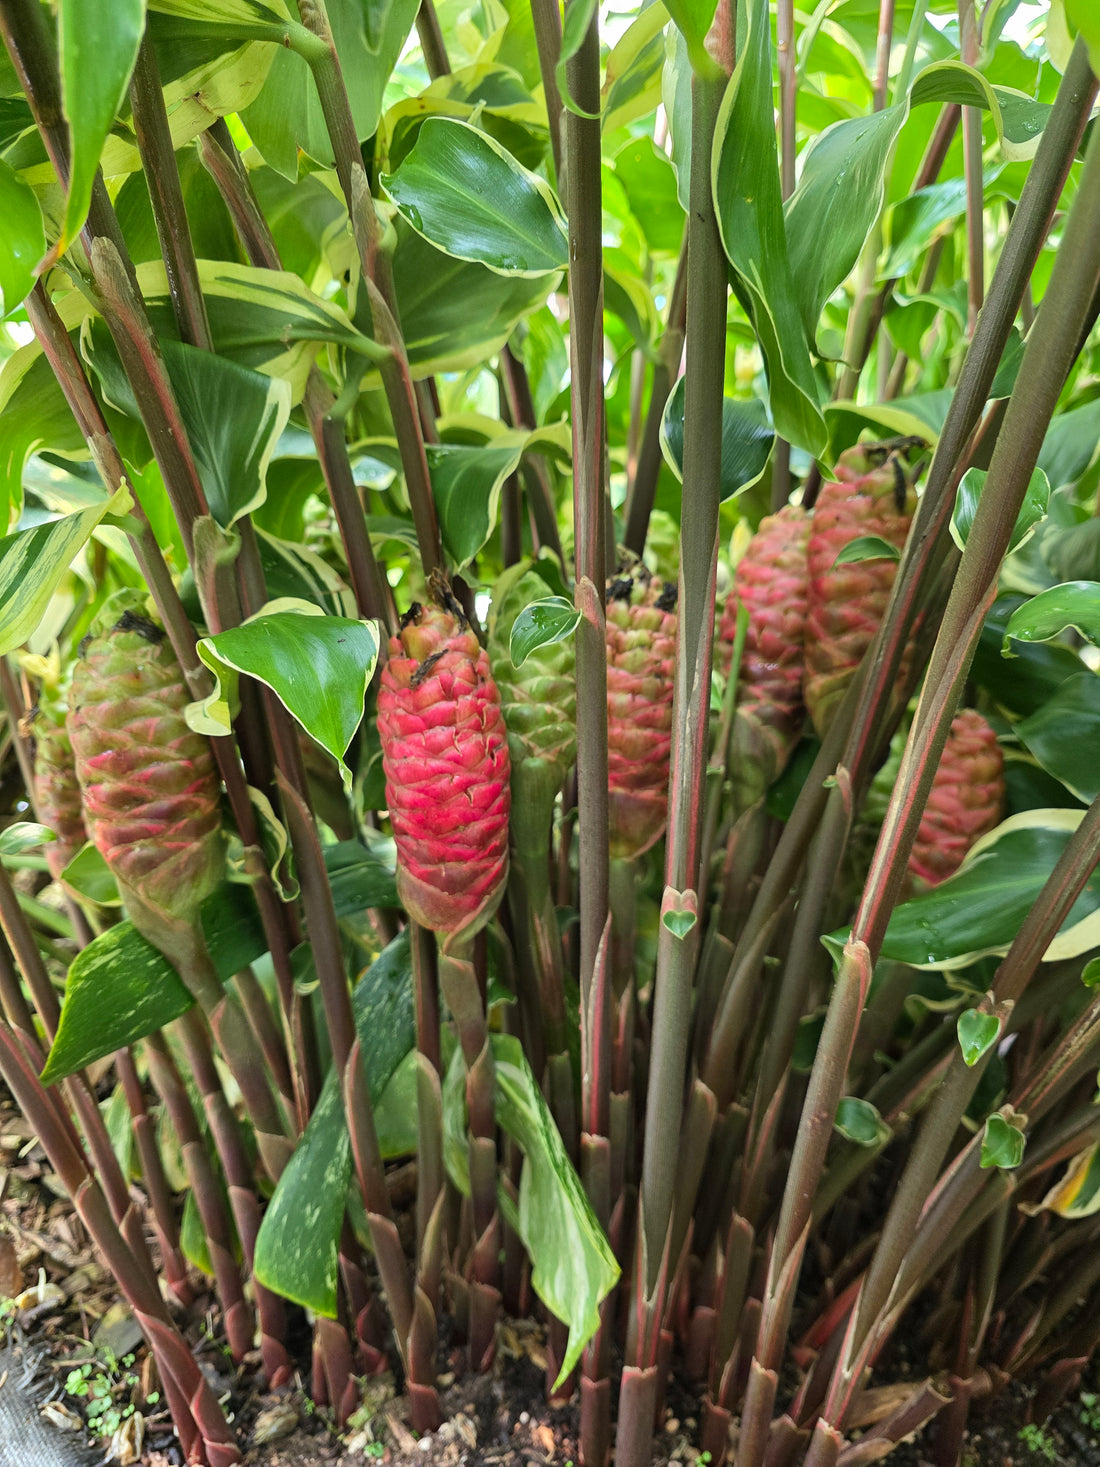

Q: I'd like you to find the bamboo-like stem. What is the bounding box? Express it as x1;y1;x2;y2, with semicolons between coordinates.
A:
128;37;213;350
114;1048;192;1305
143;1031;254;1361
0;660;35;798
292;0;443;578
0;1021;241;1466
438;934;501;1371
278;776;418;1364
622;243;688;554
529;0;565;179
773;0;797;505
22;283;318;1136
959;0;984;334
499;345;565;563
742;98;1100;1467
196;120;395;631
618;62;727;1467
564;0;610;976
701;39;1097;1103
565;19;615;1442
816;793;1100;1436
416;0;450;79
9;686;191;1308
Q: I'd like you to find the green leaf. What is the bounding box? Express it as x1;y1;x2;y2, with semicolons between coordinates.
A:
1038;399;1100;492
58;0;146;249
602;6;670;137
42;881;270;1082
160;342;292;527
660;0;718;75
42;924;194;1084
555;0;600;119
973;595;1085;717
381;120;567;277
392;219;555;379
253;932;414;1316
193;604;379;791
952;467;1049;555
180;1191;215;1277
1014;673;1100;805
1037;1140;1100;1219
883;167;1004;280
241;0;418;177
0;484;131;656
491;1034;619;1385
61;843;121;906
1083;957;1100;989
785;106;903;354
713;0;826;457
832;535;901;568
0;823;55;857
1064;1;1100;75
430;437;527;569
0;348;88;531
0;158;44;318
323;838;399;912
662;908;697;939
834;1097;888;1147
660;378;774;500
980;1112;1026;1170
878;810;1100;971
509;597;581;668
1003;582;1100;652
957;1008;1001;1066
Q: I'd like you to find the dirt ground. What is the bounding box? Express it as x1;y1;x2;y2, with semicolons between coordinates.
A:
2;1088;1098;1467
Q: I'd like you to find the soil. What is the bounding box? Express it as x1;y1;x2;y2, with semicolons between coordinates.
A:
2;1084;1099;1467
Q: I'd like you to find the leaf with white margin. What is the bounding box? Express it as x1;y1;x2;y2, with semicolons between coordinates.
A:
190;598;379;790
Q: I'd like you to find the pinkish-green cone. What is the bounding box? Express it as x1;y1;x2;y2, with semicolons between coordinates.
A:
378;599;510;940
68;608;225;927
607;568;677;861
803;444;918;736
487;564;577;796
33;714;88;883
717;504;809;810
908;709;1005;887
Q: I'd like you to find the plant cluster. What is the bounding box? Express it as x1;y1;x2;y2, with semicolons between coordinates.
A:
0;1;1096;1466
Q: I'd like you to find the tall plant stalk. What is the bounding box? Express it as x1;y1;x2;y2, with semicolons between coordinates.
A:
739;97;1100;1467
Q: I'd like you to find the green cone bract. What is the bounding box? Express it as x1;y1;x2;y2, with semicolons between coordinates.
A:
68;610;225;925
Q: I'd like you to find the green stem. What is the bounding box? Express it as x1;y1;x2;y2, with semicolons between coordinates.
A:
959;0;984;334
128;36;213;350
622;242;688;554
195;121;395;632
437;935;500;1367
529;0;565;179
745;90;1100;1464
563;0;611;1156
295;0;443;577
415;0;450;78
627;70;727;1461
0;1021;241;1466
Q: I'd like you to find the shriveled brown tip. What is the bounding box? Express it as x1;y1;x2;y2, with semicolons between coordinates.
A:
113;609;164;643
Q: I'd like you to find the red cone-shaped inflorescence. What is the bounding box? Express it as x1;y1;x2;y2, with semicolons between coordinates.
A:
804;444;918;736
68;608;225;926
717;504;810;810
378;597;510;940
33;714;88;883
607;568;677;861
908;709;1005;887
